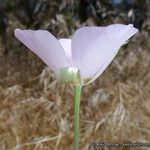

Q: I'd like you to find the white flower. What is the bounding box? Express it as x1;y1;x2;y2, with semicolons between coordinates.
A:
14;24;138;86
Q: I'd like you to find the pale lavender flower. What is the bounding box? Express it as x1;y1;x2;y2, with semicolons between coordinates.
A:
14;24;138;86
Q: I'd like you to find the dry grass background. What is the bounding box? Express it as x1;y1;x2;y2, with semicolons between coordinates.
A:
0;4;150;150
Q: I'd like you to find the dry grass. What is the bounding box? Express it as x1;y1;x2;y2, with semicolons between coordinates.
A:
0;18;150;150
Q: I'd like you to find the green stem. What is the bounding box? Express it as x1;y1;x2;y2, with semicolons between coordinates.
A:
74;86;82;150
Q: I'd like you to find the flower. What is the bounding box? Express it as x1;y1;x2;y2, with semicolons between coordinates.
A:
14;24;138;86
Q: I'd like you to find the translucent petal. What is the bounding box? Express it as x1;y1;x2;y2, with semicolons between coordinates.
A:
14;29;69;72
71;24;138;84
59;38;72;63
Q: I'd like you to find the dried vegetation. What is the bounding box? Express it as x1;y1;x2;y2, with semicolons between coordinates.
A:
0;0;150;150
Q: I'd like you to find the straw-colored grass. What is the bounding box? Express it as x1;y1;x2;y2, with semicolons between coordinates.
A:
0;19;149;150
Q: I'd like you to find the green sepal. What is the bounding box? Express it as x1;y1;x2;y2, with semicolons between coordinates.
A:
58;67;81;86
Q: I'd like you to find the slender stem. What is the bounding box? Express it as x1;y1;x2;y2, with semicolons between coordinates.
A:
74;86;82;150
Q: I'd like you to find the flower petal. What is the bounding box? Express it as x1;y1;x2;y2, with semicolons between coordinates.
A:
71;24;138;84
14;29;69;72
59;38;72;63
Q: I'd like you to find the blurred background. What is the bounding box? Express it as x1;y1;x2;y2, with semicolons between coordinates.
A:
0;0;149;150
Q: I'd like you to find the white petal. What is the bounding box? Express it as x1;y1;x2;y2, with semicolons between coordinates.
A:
59;38;72;63
14;29;69;72
71;24;138;84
